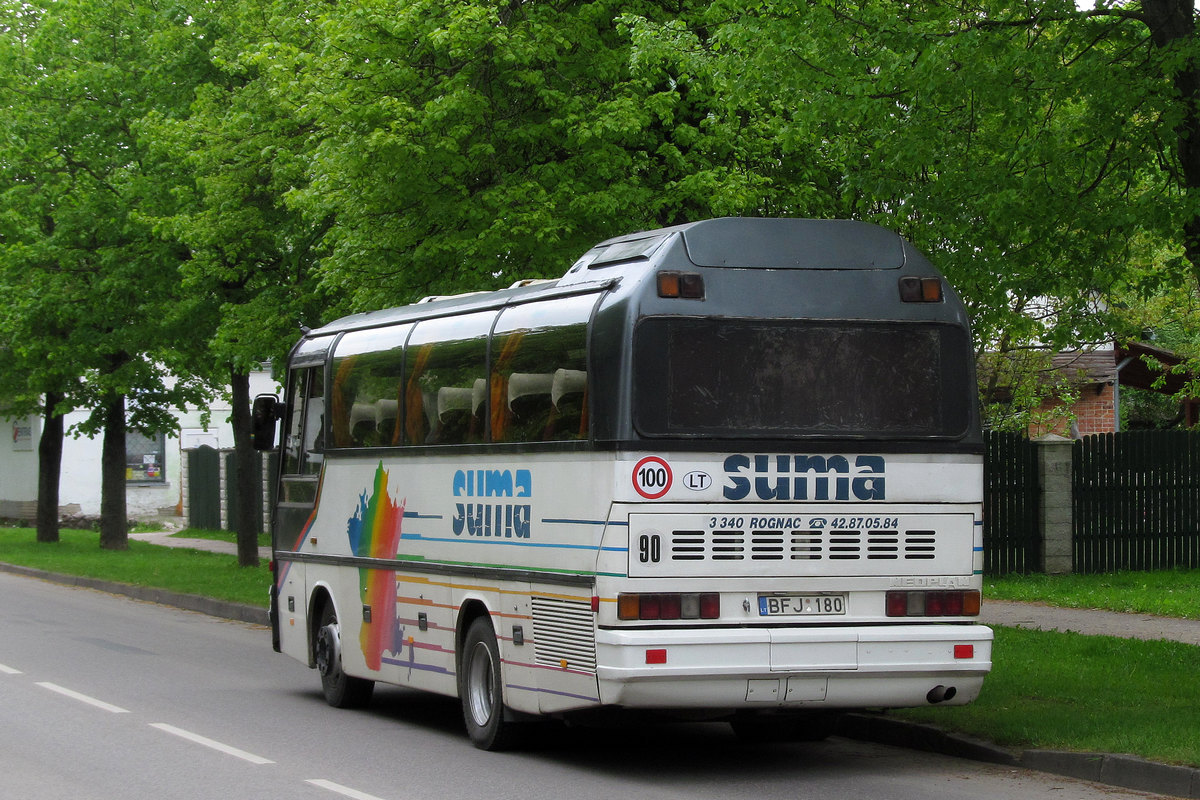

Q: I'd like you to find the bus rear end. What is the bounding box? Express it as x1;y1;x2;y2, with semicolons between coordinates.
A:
577;218;991;730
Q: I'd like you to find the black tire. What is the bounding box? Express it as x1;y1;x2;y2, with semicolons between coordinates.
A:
314;601;374;709
460;617;519;750
730;711;840;743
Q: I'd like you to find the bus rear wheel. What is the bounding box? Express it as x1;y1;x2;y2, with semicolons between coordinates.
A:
460;617;519;750
314;602;374;709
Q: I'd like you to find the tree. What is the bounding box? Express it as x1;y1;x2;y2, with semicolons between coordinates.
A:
0;0;211;548
143;0;338;566
251;0;799;310
617;0;1200;421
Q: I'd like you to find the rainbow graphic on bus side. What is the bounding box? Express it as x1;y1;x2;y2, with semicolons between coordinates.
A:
346;462;405;670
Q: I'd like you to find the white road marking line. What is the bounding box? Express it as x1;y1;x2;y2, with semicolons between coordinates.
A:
149;723;275;765
36;682;129;713
0;663;22;674
306;779;391;800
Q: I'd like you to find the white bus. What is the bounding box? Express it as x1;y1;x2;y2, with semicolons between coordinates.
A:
254;217;992;750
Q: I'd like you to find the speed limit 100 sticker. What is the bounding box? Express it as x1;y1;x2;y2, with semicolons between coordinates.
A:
633;456;673;499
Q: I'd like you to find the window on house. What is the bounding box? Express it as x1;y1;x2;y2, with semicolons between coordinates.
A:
127;430;167;483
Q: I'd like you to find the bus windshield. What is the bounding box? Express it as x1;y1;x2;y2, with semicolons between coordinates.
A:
634;318;973;439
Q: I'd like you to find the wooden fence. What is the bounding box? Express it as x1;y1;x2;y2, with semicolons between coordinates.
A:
983;430;1041;575
1072;431;1200;573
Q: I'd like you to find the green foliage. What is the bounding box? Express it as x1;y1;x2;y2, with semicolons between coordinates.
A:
627;1;1180;349
5;0;1200;447
0;0;214;434
141;0;338;375
978;349;1080;433
255;0;793;309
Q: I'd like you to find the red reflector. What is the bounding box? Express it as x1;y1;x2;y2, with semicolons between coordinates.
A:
699;593;720;619
885;591;908;617
660;594;682;619
954;644;974;660
590;595;600;613
646;649;667;664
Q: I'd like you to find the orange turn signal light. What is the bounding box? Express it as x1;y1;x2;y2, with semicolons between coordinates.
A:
657;271;705;299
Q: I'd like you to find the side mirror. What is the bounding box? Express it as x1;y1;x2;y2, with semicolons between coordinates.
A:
251;394;282;451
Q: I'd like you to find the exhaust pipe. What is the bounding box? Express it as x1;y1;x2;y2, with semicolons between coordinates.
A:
926;685;957;704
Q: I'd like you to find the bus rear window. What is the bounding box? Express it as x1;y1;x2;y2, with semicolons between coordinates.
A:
634;318;972;439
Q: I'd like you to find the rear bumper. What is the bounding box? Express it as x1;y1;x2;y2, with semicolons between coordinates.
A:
594;623;992;709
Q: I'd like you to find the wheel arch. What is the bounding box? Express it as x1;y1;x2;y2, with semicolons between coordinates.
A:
455;596;494;678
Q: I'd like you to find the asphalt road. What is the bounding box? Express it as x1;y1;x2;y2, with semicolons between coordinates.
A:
0;571;1182;800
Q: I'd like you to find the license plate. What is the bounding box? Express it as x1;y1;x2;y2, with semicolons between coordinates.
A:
758;594;847;616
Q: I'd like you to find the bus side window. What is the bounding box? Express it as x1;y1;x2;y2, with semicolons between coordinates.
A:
282;373;307;474
282;367;325;475
406;313;492;445
302;368;325;474
329;325;410;448
491;295;593;443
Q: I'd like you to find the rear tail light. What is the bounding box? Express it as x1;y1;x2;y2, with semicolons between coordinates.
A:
886;590;980;617
899;276;944;302
657;271;705;299
617;593;720;620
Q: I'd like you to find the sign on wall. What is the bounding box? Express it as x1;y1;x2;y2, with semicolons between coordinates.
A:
10;417;35;451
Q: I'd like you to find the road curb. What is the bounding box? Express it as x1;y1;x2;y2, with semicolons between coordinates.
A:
1021;750;1200;798
839;713;1019;765
0;561;269;626
841;712;1200;799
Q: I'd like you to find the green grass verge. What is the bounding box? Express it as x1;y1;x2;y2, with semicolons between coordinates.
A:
0;528;269;608
896;626;1200;767
987;568;1200;619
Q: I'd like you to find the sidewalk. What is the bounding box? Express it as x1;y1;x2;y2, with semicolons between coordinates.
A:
129;529;272;560
981;598;1200;646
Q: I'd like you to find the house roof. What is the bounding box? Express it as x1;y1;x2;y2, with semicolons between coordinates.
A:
1050;342;1194;395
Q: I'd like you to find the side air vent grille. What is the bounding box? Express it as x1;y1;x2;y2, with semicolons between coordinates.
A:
531;596;596;673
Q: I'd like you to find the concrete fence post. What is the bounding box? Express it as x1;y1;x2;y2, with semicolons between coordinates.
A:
1033;434;1074;574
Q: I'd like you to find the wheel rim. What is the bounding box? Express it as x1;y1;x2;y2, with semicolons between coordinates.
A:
466;641;495;727
316;622;341;679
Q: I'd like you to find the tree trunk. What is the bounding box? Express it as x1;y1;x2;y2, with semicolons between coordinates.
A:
1140;0;1200;281
99;393;128;550
35;391;64;544
229;367;260;567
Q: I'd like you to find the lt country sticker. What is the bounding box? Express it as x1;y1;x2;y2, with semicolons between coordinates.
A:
633;456;672;499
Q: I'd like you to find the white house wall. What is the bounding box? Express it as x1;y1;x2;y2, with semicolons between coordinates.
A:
1;371;281;520
1;416;40;508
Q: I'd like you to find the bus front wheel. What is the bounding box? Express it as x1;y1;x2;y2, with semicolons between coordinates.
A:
314;602;374;709
460;617;519;750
